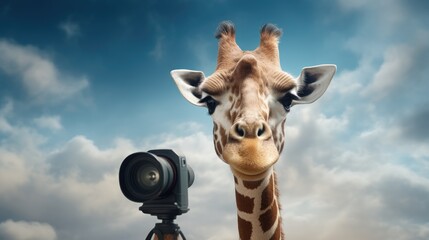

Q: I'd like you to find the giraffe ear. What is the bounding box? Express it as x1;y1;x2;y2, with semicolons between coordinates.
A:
171;69;206;106
292;64;336;105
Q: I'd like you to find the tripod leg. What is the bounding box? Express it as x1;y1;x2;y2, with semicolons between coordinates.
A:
145;229;155;240
146;229;167;240
179;230;186;240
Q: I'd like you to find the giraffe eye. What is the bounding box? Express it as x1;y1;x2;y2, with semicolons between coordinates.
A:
279;92;296;113
283;104;291;112
200;96;219;115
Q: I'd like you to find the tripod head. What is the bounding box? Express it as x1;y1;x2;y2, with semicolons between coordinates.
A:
145;216;186;240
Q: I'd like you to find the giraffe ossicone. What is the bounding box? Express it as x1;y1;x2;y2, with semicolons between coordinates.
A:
171;21;336;240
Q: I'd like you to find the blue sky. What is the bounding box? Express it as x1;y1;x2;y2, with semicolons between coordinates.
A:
0;0;428;239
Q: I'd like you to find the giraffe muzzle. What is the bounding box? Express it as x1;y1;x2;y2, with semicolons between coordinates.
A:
223;119;279;178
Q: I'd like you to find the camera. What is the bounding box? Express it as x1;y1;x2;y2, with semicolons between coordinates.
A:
119;149;194;219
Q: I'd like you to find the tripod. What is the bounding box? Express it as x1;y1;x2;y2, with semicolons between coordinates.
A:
145;217;186;240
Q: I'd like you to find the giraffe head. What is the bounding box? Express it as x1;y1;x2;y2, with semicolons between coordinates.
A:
171;21;336;180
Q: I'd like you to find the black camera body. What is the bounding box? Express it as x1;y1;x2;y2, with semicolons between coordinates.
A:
119;149;194;219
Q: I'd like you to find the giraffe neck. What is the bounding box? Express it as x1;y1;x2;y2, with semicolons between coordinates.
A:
233;168;283;240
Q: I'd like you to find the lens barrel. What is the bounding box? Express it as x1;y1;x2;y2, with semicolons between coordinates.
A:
119;152;174;202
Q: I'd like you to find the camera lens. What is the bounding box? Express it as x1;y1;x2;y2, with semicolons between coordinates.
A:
119;152;174;202
137;165;160;188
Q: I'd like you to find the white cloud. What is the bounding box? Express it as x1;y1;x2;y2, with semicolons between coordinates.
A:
0;113;143;239
0;103;46;161
330;54;375;96
275;104;429;240
1;88;429;240
47;135;135;181
0;150;29;194
0;100;236;239
0;99;14;132
59;20;81;39
365;44;414;99
33;115;62;131
0;40;89;103
0;220;57;240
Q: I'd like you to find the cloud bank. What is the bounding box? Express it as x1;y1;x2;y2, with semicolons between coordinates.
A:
1;96;428;239
0;40;88;103
0;220;57;240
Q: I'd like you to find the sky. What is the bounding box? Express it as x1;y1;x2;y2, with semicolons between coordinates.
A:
0;0;428;239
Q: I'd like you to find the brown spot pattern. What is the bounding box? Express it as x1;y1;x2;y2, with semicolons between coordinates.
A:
232;82;240;96
281;119;285;132
229;109;238;123
214;122;219;132
219;126;227;147
238;216;253;240
233;95;242;110
259;199;278;232
215;141;221;156
272;134;278;148
262;110;269;121
269;223;282;240
279;144;284;154
261;176;274;210
235;190;254;214
242;179;263;189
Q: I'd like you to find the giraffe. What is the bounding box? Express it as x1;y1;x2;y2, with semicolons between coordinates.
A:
171;21;336;240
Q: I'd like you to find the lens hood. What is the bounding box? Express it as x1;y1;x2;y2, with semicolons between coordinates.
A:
119;152;174;202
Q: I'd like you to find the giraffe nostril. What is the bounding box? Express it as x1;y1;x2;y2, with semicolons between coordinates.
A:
230;121;271;140
235;124;245;137
257;122;272;140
